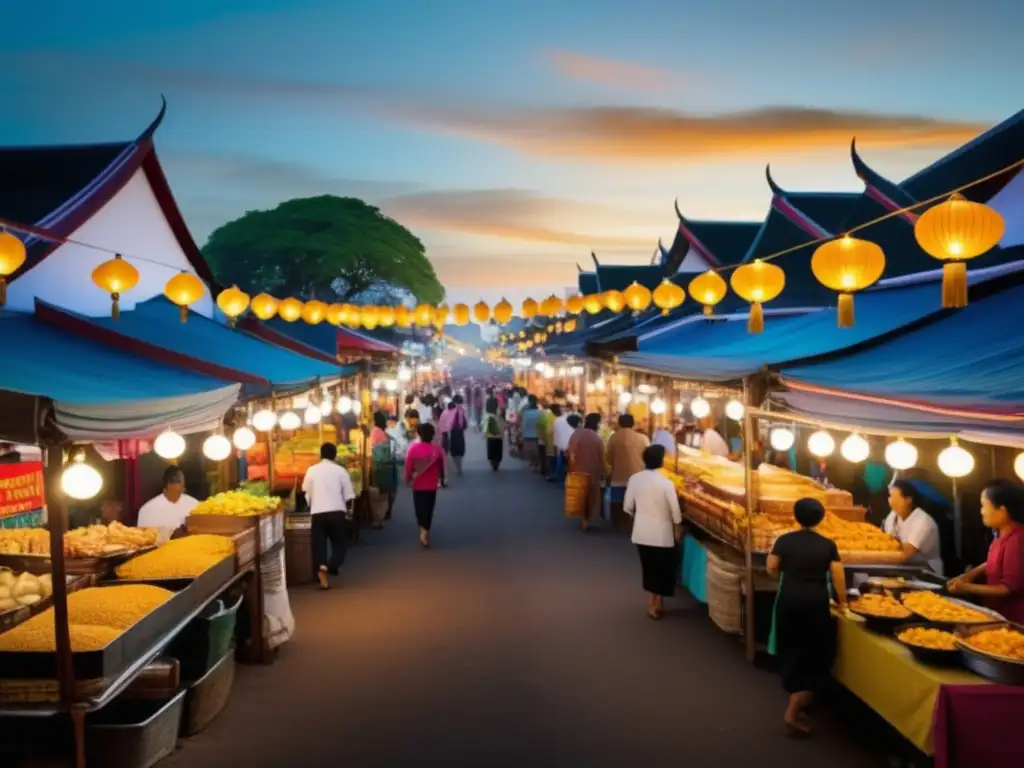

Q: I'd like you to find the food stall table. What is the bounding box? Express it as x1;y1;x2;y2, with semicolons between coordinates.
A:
833;614;1024;766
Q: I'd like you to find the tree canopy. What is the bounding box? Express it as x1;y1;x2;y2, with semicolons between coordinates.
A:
202;195;444;304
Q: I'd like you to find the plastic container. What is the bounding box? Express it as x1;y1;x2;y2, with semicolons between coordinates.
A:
180;646;235;737
167;592;243;682
86;690;186;768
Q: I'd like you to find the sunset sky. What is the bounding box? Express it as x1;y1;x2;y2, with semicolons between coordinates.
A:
2;0;1023;305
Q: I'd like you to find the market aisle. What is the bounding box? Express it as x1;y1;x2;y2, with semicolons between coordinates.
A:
165;437;879;768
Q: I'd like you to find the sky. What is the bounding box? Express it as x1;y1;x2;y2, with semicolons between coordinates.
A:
1;0;1023;306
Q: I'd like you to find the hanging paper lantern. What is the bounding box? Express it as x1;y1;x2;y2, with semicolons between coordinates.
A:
583;294;604;315
769;427;795;451
0;231;27;307
811;235;886;328
840;433;870;463
301;299;327;325
394;305;413;328
326;303;345;326
493;298;513;325
914;194;1004;309
202;434;232;462
473;301;490;324
431;304;448;331
521;298;539;319
415;304;434;327
449;303;469;326
623;281;653;314
232;426;257;451
215;285;250;326
252;409;277;432
278;411;302;431
885;439;918;470
807;430;836;458
563;318;577;333
377;306;396;327
540;294;563;317
153;430;186;460
163;272;205;322
565;295;585;314
303;404;322;425
730;260;785;333
652;279;685;316
690;397;711;419
250;293;279;321
91;254;140;319
724;399;744;421
938;438;974;478
278;298;303;322
603;290;625;313
688;270;728;316
361;305;380;330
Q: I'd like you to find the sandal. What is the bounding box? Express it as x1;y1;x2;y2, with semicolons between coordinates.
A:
317;566;329;590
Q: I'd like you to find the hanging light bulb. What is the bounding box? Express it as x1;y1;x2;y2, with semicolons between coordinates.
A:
319;395;333;416
674;402;684;415
807;430;836;458
885;439;918;470
232;426;257;451
724;399;745;421
61;453;103;500
351;401;363;416
690;397;711;419
650;398;667;415
618;391;633;407
304;404;323;425
1014;453;1024;482
337;396;354;414
202;434;232;461
153;430;186;460
840;433;870;463
278;411;301;431
252;409;277;432
938;438;974;478
769;427;795;452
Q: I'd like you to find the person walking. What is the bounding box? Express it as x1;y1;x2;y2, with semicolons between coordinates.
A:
439;395;468;475
606;413;650;530
568;413;606;532
404;423;447;548
483;398;504;471
302;443;357;590
367;411;393;529
624;445;683;619
519;395;541;469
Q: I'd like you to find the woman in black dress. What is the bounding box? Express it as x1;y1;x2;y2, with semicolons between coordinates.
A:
448;395;468;476
766;498;848;737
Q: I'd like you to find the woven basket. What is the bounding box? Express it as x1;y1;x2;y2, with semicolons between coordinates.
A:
706;560;743;634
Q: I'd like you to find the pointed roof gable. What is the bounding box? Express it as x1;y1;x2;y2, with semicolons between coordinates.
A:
666;201;761;273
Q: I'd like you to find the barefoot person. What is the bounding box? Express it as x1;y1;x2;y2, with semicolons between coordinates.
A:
302;443;357;590
404;423;447;548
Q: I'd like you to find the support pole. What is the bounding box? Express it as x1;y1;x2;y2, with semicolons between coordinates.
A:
741;378;758;663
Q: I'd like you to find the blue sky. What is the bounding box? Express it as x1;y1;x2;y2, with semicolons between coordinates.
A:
2;0;1022;304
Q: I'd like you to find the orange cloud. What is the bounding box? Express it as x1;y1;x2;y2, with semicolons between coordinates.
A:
543;49;677;91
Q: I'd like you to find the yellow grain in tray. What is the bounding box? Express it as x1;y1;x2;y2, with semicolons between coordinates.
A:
0;616;121;652
115;534;235;580
66;585;174;629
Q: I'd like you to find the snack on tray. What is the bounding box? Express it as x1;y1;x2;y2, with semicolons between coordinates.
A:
115;535;236;580
850;593;912;618
0;529;50;555
962;627;1024;661
897;626;958;651
0;618;122;652
64;522;159;557
66;585;174;629
0;569;53;611
191;489;281;517
902;591;995;624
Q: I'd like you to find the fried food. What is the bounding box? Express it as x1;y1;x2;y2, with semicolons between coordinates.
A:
898;626;958;651
902;591;995;624
191;490;280;517
850;593;912;618
963;627;1024;661
64;522;158;557
0;529;50;555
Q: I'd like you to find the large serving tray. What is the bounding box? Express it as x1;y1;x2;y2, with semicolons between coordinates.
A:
903;593;1006;628
0;545;156;576
0;574;93;634
0;555;235;683
956;622;1024;685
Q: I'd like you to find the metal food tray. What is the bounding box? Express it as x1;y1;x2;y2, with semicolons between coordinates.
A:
956;622;1024;685
903;593;1006;628
0;545;156;576
893;623;963;667
0;556;235;682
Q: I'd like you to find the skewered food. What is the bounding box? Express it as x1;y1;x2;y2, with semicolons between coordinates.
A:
902;591;995;624
962;627;1024;660
898;626;958;650
191;490;281;517
115;535;235;580
850;593;912;618
66;585;173;629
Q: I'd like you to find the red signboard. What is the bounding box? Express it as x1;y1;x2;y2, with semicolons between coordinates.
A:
0;462;44;519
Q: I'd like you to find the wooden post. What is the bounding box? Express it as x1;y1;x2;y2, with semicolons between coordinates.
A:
741;378;759;662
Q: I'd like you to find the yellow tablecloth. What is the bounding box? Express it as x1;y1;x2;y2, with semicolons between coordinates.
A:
833;615;988;755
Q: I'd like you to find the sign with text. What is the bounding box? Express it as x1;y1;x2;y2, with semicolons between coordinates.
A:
0;462;44;519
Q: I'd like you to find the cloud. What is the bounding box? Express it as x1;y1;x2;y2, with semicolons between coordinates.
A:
543;49;678;91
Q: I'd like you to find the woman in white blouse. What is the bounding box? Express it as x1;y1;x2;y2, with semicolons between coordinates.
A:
624;445;683;620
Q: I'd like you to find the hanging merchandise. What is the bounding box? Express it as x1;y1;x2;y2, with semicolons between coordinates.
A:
937;438;974;478
811;235;886;327
688;270;728;316
0;230;27;306
652;279;685;316
92;254;140;319
278;297;303;322
473;301;490;324
885;439;918;470
623;281;653;314
914;194;1004;308
163;272;205;322
493;298;513;325
730;259;785;333
251;293;279;321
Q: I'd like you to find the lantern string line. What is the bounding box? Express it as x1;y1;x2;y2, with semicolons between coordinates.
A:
0;154;1022;293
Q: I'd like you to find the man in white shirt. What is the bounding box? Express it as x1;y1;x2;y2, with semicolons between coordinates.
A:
301;443;357;590
651;421;678;456
551;412;581;483
883;479;944;574
699;415;731;459
137;467;198;543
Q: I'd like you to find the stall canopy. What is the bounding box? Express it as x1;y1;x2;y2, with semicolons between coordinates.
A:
34;297;354;397
0;311;240;442
251;316;398;358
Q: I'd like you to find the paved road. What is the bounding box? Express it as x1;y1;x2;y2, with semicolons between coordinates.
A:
166;436;881;768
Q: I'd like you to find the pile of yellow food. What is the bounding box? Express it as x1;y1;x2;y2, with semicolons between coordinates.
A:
0;529;49;555
0;569;53;611
815;515;901;552
850;593;912;618
191;490;280;517
902;591;995;623
0;585;173;652
65;522;158;557
962;627;1024;660
898;626;958;650
115;535;235;580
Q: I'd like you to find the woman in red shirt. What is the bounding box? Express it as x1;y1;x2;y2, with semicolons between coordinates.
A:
948;480;1024;623
403;423;447;549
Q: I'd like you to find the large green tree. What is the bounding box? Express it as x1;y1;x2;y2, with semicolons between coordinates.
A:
202;195;444;304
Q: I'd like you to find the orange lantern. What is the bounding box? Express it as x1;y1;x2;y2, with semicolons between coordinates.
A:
433;305;449;331
342;304;361;328
415;304;434;327
473;301;490;324
91;254;139;319
0;231;27;306
914;193;1005;308
278;297;304;322
395;305;414;328
521;298;539;318
623;281;653;313
493;298;513;325
326;303;346;326
564;318;577;333
688;271;727;316
811;235;886;327
250;293;279;321
652;279;685;316
301;299;327;324
163;272;205;322
540;294;563;317
730;259;785;333
565;295;584;314
377;306;396;327
603;290;625;313
216;285;251;326
360;305;380;330
583;294;603;314
452;303;470;325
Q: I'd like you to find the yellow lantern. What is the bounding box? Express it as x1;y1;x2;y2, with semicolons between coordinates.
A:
301;299;327;324
0;231;27;306
603;290;625;313
473;301;490;324
518;341;528;351
518;330;526;339
533;331;543;343
91;254;139;319
623;281;653;313
565;295;584;314
730;260;785;333
811;235;886;327
163;272;205;322
493;298;513;325
564;318;577;333
360;305;379;330
342;303;362;328
525;339;534;349
521;298;539;319
546;323;555;332
278;297;303;322
377;306;396;327
326;303;346;326
415;304;434;327
555;321;564;333
433;304;449;331
583;294;603;314
914;193;1005;308
652;279;685;316
451;303;470;326
540;294;563;317
688;270;727;316
215;285;250;326
250;293;279;321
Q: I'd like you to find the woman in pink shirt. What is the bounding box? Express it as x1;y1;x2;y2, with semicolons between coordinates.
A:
404;422;447;548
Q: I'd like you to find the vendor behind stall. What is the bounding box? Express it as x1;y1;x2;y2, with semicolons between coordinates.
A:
882;479;944;575
137;467;197;542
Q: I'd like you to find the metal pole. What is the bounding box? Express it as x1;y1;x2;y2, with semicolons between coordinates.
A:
741;378;758;663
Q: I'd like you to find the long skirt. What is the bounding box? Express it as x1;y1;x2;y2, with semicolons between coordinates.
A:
486;437;503;467
775;597;836;694
637;544;677;597
413;490;438;531
450;427;466;458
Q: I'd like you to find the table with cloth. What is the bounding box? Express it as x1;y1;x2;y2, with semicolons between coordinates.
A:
833;614;1024;767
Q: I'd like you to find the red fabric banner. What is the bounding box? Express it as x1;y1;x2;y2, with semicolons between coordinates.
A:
0;462;44;519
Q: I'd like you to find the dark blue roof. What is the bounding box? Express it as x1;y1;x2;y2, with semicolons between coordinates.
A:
666;217;762;272
578;272;599;294
594;265;665;291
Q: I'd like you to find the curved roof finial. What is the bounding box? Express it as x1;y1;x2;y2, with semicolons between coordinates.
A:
576;262;583;273
673;197;684;221
591;251;600;268
850;137;870;181
765;163;785;197
139;95;168;142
